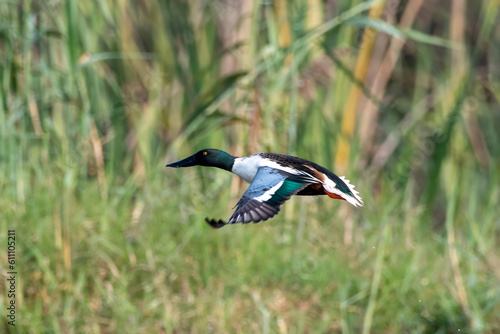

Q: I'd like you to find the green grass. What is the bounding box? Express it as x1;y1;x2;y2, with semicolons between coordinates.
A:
1;0;500;333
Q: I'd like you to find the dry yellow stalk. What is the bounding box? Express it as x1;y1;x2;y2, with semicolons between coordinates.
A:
335;1;386;172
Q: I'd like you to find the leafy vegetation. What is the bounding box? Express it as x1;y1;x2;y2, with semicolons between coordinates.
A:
1;0;499;333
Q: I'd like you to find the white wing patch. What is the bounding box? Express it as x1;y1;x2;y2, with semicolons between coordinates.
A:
254;180;284;202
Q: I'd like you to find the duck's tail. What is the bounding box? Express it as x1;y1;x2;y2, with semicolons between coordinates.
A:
323;176;364;207
337;176;364;207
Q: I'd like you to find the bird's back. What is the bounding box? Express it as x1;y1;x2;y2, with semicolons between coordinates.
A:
259;153;354;197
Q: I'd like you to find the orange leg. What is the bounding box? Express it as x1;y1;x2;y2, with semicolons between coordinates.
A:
326;191;346;201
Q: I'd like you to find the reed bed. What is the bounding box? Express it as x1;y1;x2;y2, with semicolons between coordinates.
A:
1;0;499;332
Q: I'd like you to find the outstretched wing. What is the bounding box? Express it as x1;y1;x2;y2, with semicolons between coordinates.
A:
205;167;315;228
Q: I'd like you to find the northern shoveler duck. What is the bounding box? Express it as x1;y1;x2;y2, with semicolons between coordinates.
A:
167;149;363;228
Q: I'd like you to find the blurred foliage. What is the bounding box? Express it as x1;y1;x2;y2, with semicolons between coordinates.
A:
0;0;499;333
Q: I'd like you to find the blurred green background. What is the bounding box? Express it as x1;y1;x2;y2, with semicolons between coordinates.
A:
1;0;500;333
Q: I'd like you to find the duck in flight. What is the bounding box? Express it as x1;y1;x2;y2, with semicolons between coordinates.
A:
167;149;363;228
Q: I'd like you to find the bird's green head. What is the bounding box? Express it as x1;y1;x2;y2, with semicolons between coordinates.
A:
166;149;235;171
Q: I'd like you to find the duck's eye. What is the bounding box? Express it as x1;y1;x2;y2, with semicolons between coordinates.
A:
203;151;207;155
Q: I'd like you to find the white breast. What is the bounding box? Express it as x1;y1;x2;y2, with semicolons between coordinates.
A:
231;155;263;183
